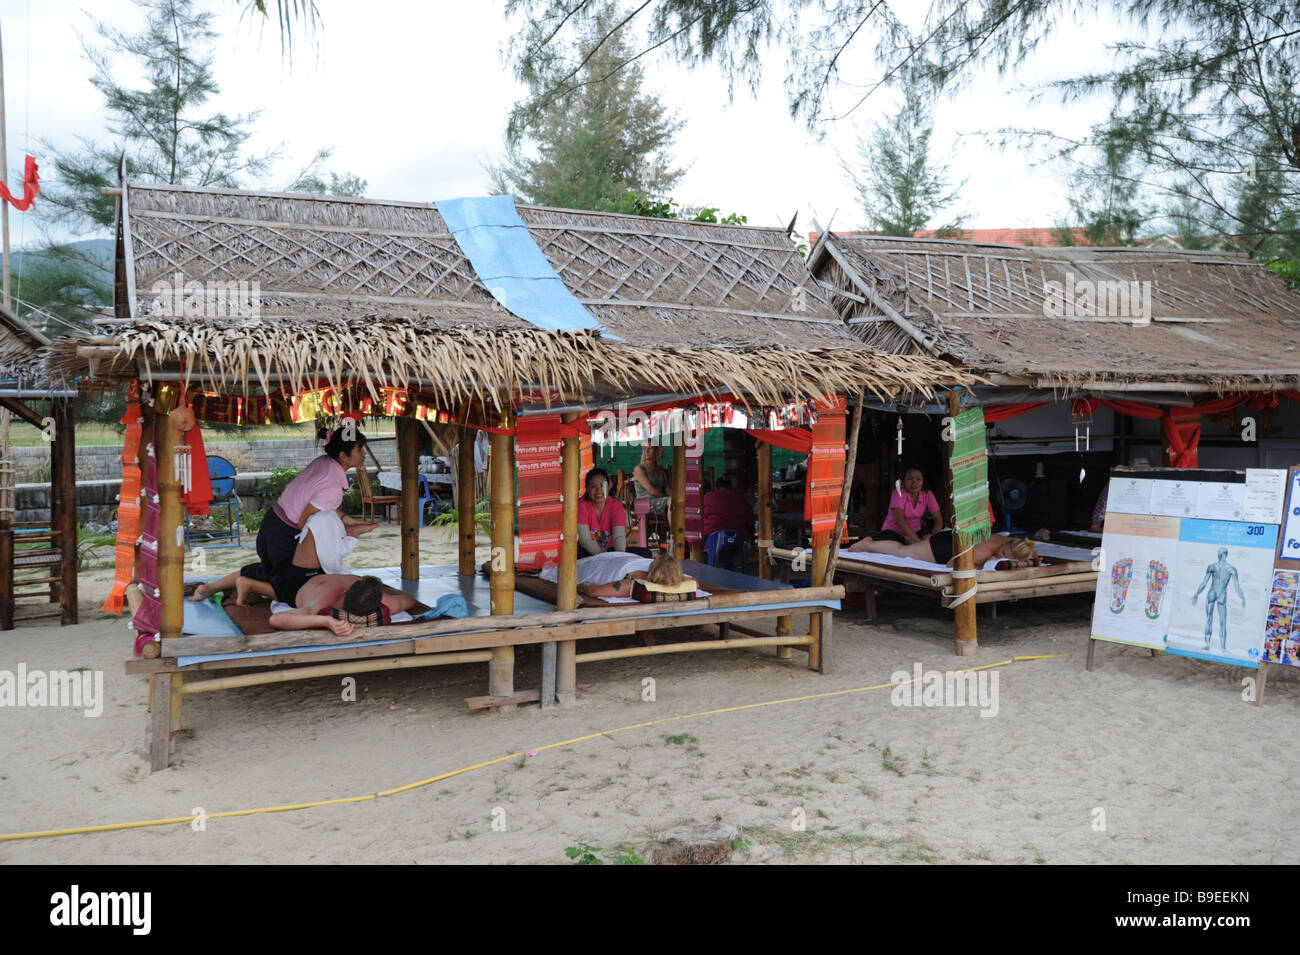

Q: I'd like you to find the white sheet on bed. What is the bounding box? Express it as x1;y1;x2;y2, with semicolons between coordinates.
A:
540;552;652;585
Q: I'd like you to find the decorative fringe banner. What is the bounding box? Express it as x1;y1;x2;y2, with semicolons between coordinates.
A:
515;416;563;571
950;406;992;547
131;448;162;655
103;384;143;615
805;397;847;547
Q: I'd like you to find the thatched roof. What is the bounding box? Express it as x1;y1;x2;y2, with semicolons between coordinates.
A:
51;183;966;408
0;302;53;384
810;233;1300;393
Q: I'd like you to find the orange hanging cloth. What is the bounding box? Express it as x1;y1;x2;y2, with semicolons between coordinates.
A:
182;415;213;517
0;155;40;211
103;388;143;614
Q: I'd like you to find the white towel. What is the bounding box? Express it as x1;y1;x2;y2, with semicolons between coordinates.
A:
297;510;358;575
540;552;653;585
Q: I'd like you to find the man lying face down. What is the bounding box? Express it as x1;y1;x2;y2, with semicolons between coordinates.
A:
269;573;417;637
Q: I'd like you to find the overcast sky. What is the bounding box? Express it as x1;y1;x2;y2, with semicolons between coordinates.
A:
0;0;1130;247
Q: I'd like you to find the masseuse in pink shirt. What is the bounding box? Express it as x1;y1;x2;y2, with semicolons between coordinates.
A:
246;426;377;590
879;467;943;546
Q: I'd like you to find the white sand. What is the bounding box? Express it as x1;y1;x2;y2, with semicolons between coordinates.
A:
2;524;1298;864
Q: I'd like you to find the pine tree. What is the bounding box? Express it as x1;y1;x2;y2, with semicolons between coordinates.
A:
842;84;965;236
491;10;684;210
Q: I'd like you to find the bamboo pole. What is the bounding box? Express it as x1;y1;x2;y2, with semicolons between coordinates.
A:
181;650;494;693
671;434;686;557
953;571;1097;595
949;391;978;656
155;413;184;643
398;418;419;581
457;424;476;575
576;634;813;664
0;406;12;630
489;408;516;709
821;392;864;588
163;584;847;656
0;20;9;312
556;411;581;706
56;399;77;624
809;541;829;671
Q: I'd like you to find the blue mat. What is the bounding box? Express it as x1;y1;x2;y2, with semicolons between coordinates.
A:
182;597;241;638
435;195;605;334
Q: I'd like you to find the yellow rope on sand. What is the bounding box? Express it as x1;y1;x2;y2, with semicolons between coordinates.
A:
0;654;1068;842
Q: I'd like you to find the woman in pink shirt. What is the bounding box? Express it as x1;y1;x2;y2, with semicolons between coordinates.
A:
876;467;942;546
577;467;629;555
248;426;375;589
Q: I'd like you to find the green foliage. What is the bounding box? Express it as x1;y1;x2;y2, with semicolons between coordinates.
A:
13;243;110;338
284;147;368;197
430;496;492;539
255;466;303;505
596;193;747;225
842;79;965;236
492;8;684;211
76;524;116;569
43;0;361;234
1062;134;1147;246
241;508;266;532
564;842;603;865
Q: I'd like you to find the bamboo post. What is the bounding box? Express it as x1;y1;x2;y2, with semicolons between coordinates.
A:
808;542;829;671
0;406;12;630
949;391;978;656
489;408;516;710
56;398;77;624
48;399;61;605
156;413;184;644
457;424;476;575
398;418;420;581
555;411;581;706
671;435;686;557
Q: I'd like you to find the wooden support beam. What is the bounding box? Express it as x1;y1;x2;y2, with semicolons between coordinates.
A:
949;391;978;656
398;417;420;581
757;441;773;581
671;436;686;557
489;410;516;711
458;423;477;575
156;413;184;644
56;399;78;624
555;411;581;707
809;542;829;671
0;406;12;631
148;673;170;772
466;689;540;711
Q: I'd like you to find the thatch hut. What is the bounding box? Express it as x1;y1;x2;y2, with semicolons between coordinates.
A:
0;304;78;629
50;182;967;769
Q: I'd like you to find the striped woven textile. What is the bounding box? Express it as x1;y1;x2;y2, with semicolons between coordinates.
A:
516;415;564;570
132;448;163;655
805;397;847;548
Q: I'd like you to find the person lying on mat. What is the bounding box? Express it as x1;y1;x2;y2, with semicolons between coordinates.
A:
577;466;629;555
848;530;1035;567
579;554;700;602
270;574;418;636
189;509;377;606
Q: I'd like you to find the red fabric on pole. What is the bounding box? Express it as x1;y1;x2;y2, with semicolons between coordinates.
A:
984;402;1047;422
0;155;40;211
805;398;847;548
746;428;813;454
182;417;213;517
514;415;563;571
1099;398;1164;420
1162;408;1201;468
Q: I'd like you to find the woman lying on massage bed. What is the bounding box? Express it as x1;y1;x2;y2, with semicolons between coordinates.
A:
189;509;372;608
268;573;417;636
847;530;1035;566
579;555;701;602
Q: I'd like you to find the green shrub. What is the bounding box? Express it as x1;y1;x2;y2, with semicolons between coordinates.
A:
255;466;302;505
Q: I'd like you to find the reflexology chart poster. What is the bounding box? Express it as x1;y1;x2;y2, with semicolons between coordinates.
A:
1166;520;1279;666
1091;513;1181;649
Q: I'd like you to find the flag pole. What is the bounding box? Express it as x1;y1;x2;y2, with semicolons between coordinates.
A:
0;18;10;310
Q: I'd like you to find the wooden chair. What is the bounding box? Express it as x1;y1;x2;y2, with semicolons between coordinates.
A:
357;467;399;522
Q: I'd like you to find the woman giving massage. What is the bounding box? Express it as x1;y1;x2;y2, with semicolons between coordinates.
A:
847;529;1036;566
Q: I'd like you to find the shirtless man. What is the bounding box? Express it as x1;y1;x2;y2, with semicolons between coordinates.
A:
269;574;417;636
1192;548;1247;651
847;529;1034;567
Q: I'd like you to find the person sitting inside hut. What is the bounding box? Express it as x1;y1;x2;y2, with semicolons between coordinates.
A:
848;530;1035;568
579;554;700;602
701;475;755;541
269;573;417;636
633;443;671;517
577;467;629;555
862;466;942;544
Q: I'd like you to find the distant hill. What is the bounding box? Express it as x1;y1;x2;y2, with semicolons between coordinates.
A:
12;237;114;289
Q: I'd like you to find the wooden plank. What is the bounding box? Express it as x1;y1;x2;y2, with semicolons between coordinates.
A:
180;650;493;692
56;399;78;624
398;418;420;581
541;641;556;709
148;673;171;772
963;580;1098;604
465;689;541;711
458;424;477;574
414;619;636;654
817;610;832;675
161;585;848;656
576;634;813;664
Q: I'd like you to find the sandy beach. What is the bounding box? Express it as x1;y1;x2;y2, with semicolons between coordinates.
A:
2;525;1297;865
